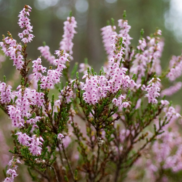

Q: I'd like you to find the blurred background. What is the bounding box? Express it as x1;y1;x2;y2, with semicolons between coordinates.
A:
0;0;182;181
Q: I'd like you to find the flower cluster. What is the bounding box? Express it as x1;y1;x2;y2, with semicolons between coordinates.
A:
167;55;182;81
161;82;182;96
38;45;55;64
8;88;44;127
0;82;12;104
101;25;117;58
17;132;43;156
83;75;109;104
112;95;130;111
18;5;34;43
3;157;21;182
40;54;67;89
0;37;23;70
145;78;161;104
118;19;132;48
60;16;77;56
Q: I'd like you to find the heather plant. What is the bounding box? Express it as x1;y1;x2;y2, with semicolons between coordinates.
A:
0;5;182;182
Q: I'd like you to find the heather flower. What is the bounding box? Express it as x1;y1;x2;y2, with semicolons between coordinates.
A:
112;95;130;111
108;64;136;93
18;5;34;43
60;16;77;56
16;132;30;146
32;57;47;81
101;25;117;58
118;19;132;48
29;135;43;156
8;106;24;128
58;133;64;140
4;157;21;182
145;78;161;104
38;45;55;64
167;55;182;81
0;82;12;104
0;37;24;70
83;75;109;104
137;38;146;51
161;82;182;96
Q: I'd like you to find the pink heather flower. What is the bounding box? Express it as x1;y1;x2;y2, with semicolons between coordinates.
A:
167;55;182;81
131;36;163;83
130;52;148;83
108;64;136;93
135;99;141;109
40;52;68;89
6;169;18;178
161;100;169;106
164;106;181;121
8;106;24;128
3;157;21;182
58;133;64;140
145;78;161;104
27;117;41;125
18;5;34;43
161;82;182;96
0;82;12;104
60;16;77;56
150;40;164;75
38;45;55;64
137;38;146;51
8;88;44;128
112;95;130;111
150;126;182;175
29;135;43;156
157;29;162;35
16;132;30;146
28;89;44;107
83;75;109;104
60;135;71;149
3;177;13;182
101;25;117;58
0;38;24;70
118;19;132;48
32;58;46;81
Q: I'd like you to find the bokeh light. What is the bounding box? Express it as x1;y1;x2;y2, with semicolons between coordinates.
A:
165;0;182;42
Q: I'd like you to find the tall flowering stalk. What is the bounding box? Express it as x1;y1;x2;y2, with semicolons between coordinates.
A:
0;5;182;182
